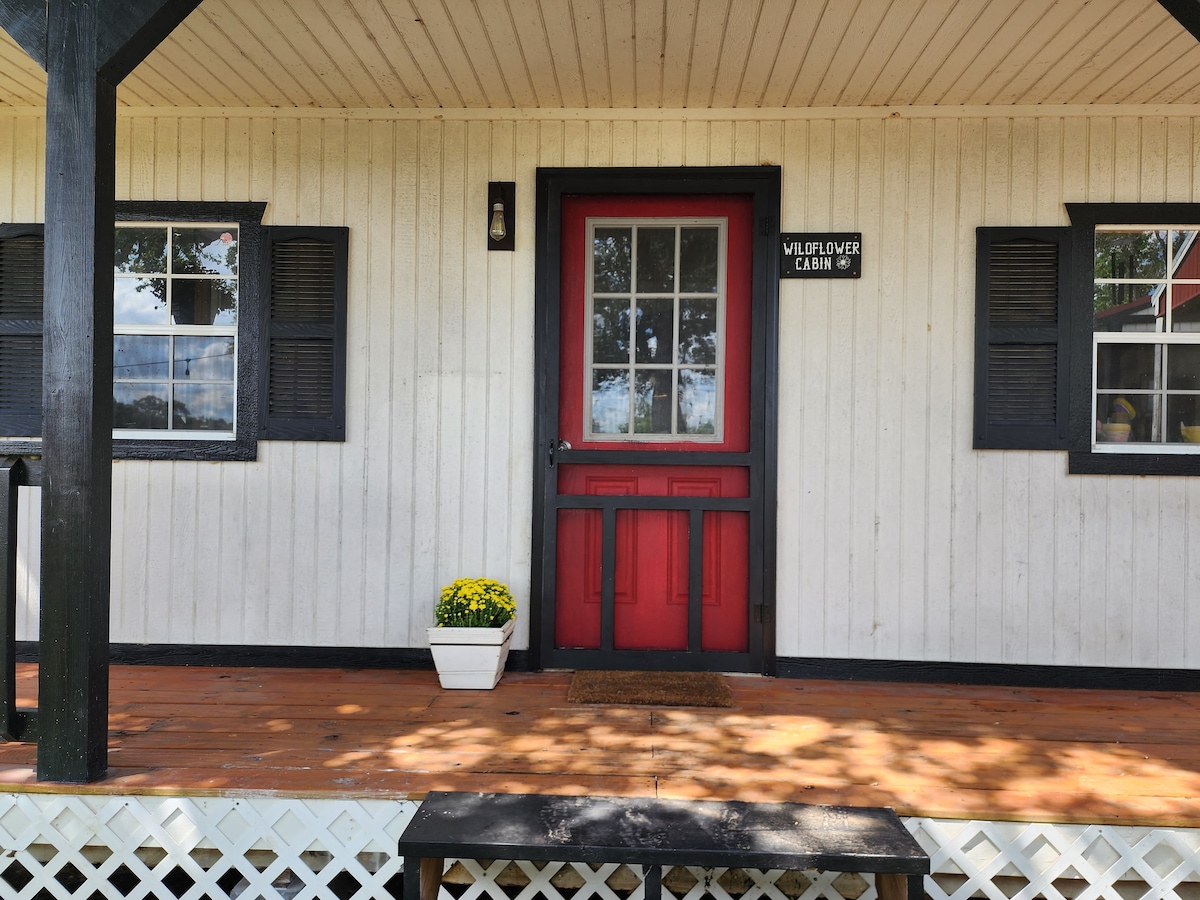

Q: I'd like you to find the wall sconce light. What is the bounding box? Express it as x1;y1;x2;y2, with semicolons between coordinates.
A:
488;182;515;251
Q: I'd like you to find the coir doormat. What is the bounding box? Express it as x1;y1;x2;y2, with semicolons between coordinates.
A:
567;670;733;708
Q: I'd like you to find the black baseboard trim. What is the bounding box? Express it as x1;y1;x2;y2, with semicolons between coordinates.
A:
14;642;532;673
776;656;1200;692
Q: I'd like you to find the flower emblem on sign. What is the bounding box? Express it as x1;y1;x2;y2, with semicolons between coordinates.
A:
836;255;851;270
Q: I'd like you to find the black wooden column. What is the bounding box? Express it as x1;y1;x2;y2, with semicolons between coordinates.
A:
38;1;117;783
0;0;203;782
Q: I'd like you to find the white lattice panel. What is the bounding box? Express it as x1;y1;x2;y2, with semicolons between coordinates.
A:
4;797;1200;900
0;794;417;899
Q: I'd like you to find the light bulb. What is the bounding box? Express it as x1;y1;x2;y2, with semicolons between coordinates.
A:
489;201;507;241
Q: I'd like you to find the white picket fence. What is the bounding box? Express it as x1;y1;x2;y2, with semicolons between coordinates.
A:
1;793;1198;900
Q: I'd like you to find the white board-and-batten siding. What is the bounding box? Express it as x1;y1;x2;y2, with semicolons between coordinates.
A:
1;109;1199;669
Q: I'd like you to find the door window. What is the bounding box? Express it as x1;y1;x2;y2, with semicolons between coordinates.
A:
585;219;726;441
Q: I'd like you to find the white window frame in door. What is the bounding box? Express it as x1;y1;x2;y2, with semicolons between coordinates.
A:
583;216;728;443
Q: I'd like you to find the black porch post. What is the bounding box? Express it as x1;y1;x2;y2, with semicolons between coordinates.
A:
37;0;116;783
0;0;204;782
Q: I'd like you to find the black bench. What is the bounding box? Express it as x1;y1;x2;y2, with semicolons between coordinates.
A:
398;791;930;900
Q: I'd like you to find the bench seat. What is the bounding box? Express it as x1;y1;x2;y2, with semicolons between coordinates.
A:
398;791;930;900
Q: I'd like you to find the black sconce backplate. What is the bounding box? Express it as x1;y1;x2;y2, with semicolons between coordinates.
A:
488;181;516;251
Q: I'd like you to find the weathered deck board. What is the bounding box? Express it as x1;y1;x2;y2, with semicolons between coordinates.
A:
3;664;1200;828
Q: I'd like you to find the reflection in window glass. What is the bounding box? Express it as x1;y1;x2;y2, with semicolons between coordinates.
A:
680;228;719;293
114;335;169;379
679;299;717;364
1094;230;1168;281
174;336;235;381
172;228;238;276
113;383;169;430
114;278;168;325
173;383;235;431
634;370;672;434
172;278;238;326
591;369;630;434
635;298;673;363
678;369;716;434
587;219;723;440
593;228;631;293
592;298;630;364
636;228;675;293
114;227;167;274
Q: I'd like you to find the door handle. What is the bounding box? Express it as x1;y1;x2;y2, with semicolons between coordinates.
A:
548;439;571;467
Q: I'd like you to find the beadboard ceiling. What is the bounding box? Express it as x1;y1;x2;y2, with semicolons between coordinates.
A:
1;0;1199;110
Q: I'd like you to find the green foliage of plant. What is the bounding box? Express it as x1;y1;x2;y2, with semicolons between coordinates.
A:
434;577;516;628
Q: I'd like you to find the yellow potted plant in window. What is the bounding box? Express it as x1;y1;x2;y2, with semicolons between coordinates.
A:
427;577;517;689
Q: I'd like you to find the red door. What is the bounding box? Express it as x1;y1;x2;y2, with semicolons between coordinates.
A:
550;194;754;662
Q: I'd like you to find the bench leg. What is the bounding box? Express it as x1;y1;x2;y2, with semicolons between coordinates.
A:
643;865;661;900
420;856;445;900
876;873;910;900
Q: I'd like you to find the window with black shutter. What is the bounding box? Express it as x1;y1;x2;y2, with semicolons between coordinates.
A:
260;227;348;442
974;227;1071;450
0;209;348;457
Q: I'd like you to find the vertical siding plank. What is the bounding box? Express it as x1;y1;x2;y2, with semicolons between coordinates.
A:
178;118;203;202
848;118;881;659
193;463;224;644
405;120;445;646
372;119;408;645
897;118;933;660
949;117;985;662
923;116;960;661
0;117;13;220
817;118;852;657
128;117;156;199
873;117;909;659
202;118;225;201
611;121;635;167
635;121;660;167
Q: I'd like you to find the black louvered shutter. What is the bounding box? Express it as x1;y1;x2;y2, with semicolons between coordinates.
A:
974;227;1071;449
0;225;43;437
260;226;348;441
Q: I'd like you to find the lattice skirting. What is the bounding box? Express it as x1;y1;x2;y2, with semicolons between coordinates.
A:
2;795;1200;900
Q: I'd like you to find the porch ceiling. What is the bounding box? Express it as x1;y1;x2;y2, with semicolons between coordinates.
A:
1;0;1199;111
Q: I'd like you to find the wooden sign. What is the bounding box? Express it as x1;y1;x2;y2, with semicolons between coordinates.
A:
780;233;862;278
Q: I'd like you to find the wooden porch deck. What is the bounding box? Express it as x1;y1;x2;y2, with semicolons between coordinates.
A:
1;663;1198;829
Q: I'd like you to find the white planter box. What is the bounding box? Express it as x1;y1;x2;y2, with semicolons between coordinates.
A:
427;619;515;689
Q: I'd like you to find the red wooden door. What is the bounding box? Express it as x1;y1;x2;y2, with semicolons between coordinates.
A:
551;195;754;659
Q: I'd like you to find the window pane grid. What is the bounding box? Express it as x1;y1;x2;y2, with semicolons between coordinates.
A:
585;218;725;441
1093;226;1200;450
113;224;238;438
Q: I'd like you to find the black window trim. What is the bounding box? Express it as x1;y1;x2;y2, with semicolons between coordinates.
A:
1066;202;1200;476
111;201;267;461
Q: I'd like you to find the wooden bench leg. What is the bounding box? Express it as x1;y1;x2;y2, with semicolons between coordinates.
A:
420;856;445;900
877;873;910;900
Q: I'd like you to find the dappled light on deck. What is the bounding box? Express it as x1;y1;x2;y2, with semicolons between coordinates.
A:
3;663;1200;828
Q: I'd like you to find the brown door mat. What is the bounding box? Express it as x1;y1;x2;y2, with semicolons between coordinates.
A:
567;670;733;707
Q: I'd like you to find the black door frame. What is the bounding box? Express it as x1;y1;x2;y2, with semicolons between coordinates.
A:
530;166;781;674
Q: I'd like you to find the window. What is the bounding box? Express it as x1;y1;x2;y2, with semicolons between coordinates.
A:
113;223;240;438
975;204;1200;475
1091;227;1200;452
586;218;726;441
0;203;348;460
